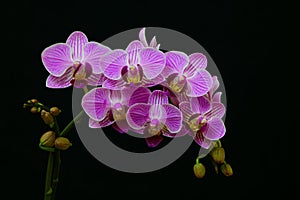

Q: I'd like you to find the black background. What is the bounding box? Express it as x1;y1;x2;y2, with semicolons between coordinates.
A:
4;0;290;199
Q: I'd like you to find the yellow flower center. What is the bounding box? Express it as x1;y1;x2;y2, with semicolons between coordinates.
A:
127;66;141;84
170;75;186;93
112;104;126;122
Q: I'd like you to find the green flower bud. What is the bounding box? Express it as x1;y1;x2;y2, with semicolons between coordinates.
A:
220;163;233;177
50;107;61;116
40;131;56;147
41;110;54;125
210;147;225;164
193;163;206;179
55;137;72;150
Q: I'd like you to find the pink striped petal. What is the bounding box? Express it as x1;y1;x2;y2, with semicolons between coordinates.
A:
101;50;127;80
89;117;114;128
162;51;189;77
83;42;111;74
179;102;193;123
42;43;73;76
126;40;143;65
127;87;151;106
66;31;88;61
110;90;122;104
46;67;74;88
209;76;220;96
102;78;126;90
212;92;222;103
139;48;165;79
141;74;165;87
145;135;163;148
148;90;169;105
126;103;151;130
82;88;111;121
205;102;226;120
86;73;106;86
163;125;189;138
162;104;182;133
183;53;207;77
186;69;212;97
194;135;212;149
190;96;212;115
203;118;225;140
149;36;158;48
139;28;148;47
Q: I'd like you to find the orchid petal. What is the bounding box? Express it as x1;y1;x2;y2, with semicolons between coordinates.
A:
110;90;122;104
139;48;165;79
89;117;114;128
83;42;111;74
209;76;220;96
82;88;111;121
42;43;73;76
141;74;165;87
212;92;222;103
149;36;158;48
127;87;151;106
179;102;193;122
186;69;212;97
148;90;169;105
126;103;151;130
163;125;189;138
139;28;148;47
162;51;189;78
101;50;127;80
184;53;207;77
102;78;126;90
126;40;143;65
66;31;88;61
145;135;163;148
46;67;74;88
86;73;106;86
162;104;182;133
194;135;212;149
205;102;226;120
190;96;212;115
203;118;225;140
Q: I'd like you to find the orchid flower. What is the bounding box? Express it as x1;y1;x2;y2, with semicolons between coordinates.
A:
179;96;226;149
82;86;151;133
42;31;111;88
100;39;166;90
162;51;213;97
126;90;182;147
139;27;160;49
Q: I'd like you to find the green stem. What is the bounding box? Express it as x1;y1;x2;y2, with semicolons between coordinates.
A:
59;110;84;137
44;152;54;200
51;150;61;200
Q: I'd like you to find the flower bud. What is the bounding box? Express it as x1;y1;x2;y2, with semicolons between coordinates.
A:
193;163;206;179
220;163;233;177
55;137;72;150
50;107;61;116
31;99;38;104
30;107;38;114
210;147;225;164
41;110;54;125
40;131;56;147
